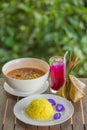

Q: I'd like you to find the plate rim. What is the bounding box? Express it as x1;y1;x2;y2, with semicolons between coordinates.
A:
3;81;49;97
13;94;74;126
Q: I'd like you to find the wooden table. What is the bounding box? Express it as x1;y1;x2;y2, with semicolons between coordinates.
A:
0;78;87;130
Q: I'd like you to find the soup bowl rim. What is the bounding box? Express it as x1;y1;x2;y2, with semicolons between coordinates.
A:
2;57;50;81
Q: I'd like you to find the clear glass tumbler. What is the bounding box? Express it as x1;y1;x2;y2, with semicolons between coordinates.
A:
49;56;66;94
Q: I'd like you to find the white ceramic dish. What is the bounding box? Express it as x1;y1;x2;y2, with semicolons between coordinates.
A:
14;94;74;126
4;81;49;97
2;58;49;92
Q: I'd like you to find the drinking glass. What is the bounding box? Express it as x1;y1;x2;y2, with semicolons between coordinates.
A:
49;56;66;94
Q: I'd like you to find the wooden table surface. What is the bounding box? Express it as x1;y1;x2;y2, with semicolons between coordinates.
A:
0;78;87;130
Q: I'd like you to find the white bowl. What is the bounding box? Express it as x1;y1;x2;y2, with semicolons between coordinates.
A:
2;58;49;92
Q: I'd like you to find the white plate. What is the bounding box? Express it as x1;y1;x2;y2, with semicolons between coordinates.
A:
14;94;74;126
4;81;49;97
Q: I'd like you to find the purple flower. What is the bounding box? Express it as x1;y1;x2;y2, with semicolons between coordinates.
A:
48;98;56;106
53;113;61;120
56;104;65;112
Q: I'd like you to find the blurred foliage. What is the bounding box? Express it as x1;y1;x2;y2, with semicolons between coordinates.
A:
0;0;87;77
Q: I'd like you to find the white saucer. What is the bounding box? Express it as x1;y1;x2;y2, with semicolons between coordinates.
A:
3;81;49;97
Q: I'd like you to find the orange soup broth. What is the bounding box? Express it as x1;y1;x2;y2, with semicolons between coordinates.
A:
7;68;45;80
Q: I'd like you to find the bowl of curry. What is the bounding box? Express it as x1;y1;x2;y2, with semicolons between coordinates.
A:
2;58;49;92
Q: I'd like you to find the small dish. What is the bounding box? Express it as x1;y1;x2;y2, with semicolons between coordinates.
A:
4;81;49;97
13;94;74;126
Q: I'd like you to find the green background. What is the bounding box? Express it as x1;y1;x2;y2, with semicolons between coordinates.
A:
0;0;87;77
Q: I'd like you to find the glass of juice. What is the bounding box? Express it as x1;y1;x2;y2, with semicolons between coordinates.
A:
49;56;66;94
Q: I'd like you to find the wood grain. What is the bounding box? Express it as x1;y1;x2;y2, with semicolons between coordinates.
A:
0;78;87;130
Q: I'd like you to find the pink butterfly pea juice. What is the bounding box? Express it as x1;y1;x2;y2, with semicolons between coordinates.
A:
49;56;66;93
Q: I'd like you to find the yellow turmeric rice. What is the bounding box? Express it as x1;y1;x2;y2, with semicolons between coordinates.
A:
25;98;54;120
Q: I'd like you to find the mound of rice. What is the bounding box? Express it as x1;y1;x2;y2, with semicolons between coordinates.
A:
25;98;54;120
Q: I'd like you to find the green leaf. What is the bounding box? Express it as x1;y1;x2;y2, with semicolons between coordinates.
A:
18;3;29;12
4;37;15;47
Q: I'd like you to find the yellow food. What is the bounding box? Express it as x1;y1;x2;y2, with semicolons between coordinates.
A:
25;98;54;120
